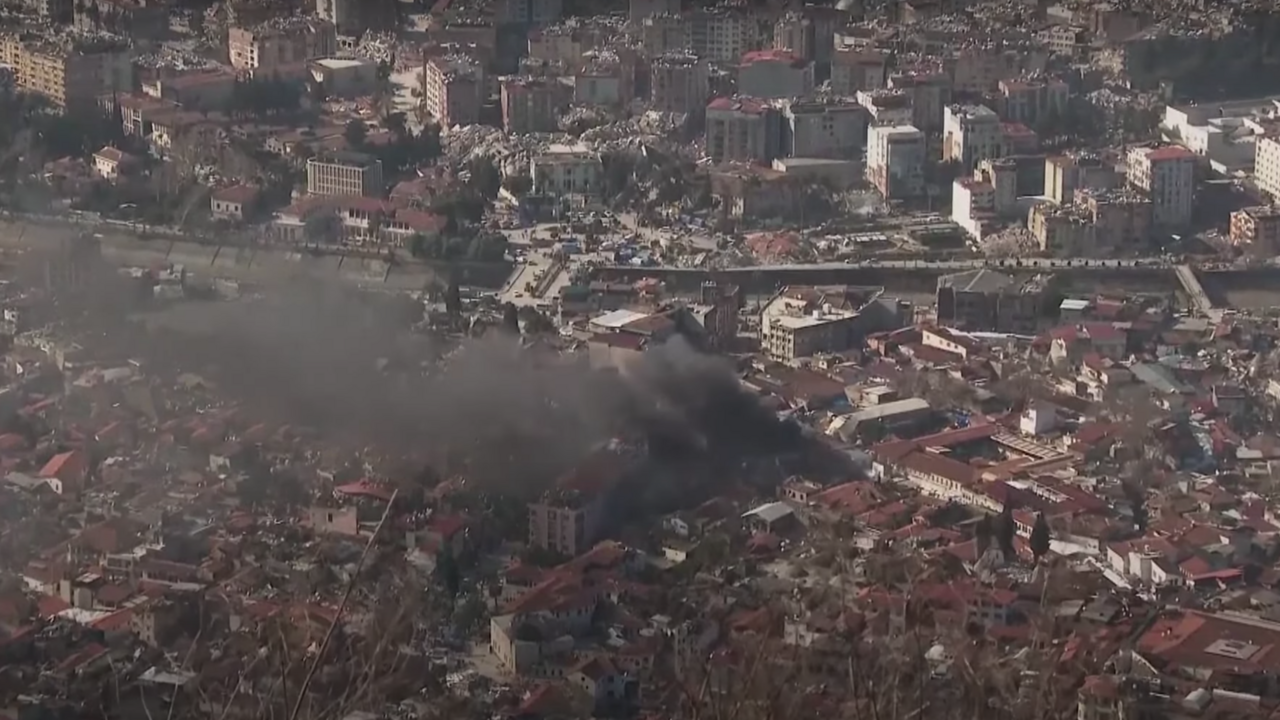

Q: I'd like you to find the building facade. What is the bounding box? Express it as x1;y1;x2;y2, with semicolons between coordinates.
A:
306;152;384;197
423;54;484;128
531;144;603;197
783;100;868;159
738;49;814;100
943;104;1003;171
0;34;133;109
1126;145;1195;229
649;53;709;114
867;124;925;199
705;97;782;163
228;18;337;75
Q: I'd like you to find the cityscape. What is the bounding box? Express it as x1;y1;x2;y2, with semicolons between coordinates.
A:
0;0;1278;719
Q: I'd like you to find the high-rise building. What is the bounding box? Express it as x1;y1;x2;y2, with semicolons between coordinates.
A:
649;53;709;114
943;104;1003;171
705;97;783;164
1126;145;1195;228
867;124;925;199
782;100;868;159
738;49;814;100
0;32;133;109
423;54;484;128
1255;135;1280;202
500;76;566;134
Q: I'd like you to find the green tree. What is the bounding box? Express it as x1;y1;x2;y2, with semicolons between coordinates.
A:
974;514;993;557
344;119;367;149
468;158;501;200
435;545;461;600
408;232;429;258
1030;512;1050;563
501;302;520;335
995;503;1016;560
304;211;340;244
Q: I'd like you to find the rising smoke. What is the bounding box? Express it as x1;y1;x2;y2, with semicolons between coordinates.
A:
130;278;804;495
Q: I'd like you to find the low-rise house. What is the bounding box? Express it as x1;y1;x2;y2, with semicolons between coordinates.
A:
210;184;261;222
92;147;138;181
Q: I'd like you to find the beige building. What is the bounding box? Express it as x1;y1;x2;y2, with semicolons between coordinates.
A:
228;18;336;75
500;76;565;134
943;104;1003;171
306;152;384;197
528;489;604;558
423;54;483;128
867;124;925;199
1029;202;1095;256
831;47;887;95
1126;145;1196;229
1230;205;1280;252
760;285;906;361
1255;134;1280;202
705;97;781;163
0;33;132;109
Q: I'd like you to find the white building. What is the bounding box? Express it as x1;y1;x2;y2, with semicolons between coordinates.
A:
1126;145;1195;228
952;176;994;238
867;124;924;200
1256;135;1280;201
531;143;603;197
943;104;1003;171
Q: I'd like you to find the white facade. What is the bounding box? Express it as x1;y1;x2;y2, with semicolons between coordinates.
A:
531;144;603;196
943;104;1002;171
1127;146;1195;228
1257;135;1280;201
951;177;994;238
867;124;925;199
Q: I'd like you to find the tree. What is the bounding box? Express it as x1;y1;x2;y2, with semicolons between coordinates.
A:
344;119;367;149
444;276;461;319
468;158;501;200
501;302;520;335
974;514;993;556
408;233;429;258
1030;513;1050;562
435;545;460;600
1123;481;1149;533
995;503;1016;560
304;211;341;244
502;174;532;195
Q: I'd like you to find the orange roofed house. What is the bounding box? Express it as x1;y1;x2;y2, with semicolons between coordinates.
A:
39;450;89;495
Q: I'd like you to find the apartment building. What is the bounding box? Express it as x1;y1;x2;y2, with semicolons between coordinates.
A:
1126;145;1195;228
761;285;906;361
782;100;868;159
1029;203;1095;256
686;9;749;64
74;0;168;39
943;104;1004;171
705;97;782;164
1230;205;1280;252
1255;134;1280;201
493;0;563;25
997;77;1068;128
831;47;887;95
0;33;133;109
630;0;679;20
856;89;913;127
227;18;336;75
890;70;952;132
531;143;603;197
649;53;709;114
140;68;236;111
867;124;925;200
423;54;484;127
738;49;814;100
1082;188;1152;252
936;269;1050;334
500;76;566;134
1044;153;1114;205
639;13;687;56
306;152;384;197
